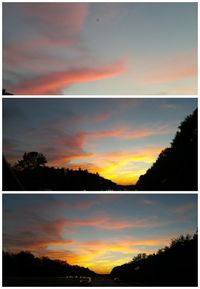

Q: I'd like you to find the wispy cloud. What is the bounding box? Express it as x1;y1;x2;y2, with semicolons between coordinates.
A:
4;3;128;94
172;202;197;214
10;61;126;94
83;125;173;141
141;198;159;206
21;3;88;45
4;3;89;65
44;236;171;273
135;50;197;87
93;147;164;184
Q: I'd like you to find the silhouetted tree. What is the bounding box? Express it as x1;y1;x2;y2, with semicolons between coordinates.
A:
4;153;119;191
14;152;47;170
136;109;197;190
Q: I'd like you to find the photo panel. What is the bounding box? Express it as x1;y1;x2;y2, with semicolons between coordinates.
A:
3;97;197;191
2;2;197;95
2;193;198;286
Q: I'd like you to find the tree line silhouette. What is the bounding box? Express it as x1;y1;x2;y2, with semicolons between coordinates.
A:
111;232;198;286
3;109;197;191
136;109;197;190
3;251;96;286
3;232;197;286
3;153;119;190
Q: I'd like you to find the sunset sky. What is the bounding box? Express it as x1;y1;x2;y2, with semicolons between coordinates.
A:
3;98;197;185
3;3;197;95
3;194;197;274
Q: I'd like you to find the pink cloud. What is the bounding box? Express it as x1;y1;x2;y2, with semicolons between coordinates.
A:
93;111;113;123
172;203;197;214
83;125;173;141
75;200;99;210
26;123;171;169
145;65;196;85
136;50;197;85
40;218;67;236
3;216;73;253
4;3;89;77
62;215;174;231
21;3;88;44
67;217;134;230
4;216;134;253
4;209;179;259
11;61;126;94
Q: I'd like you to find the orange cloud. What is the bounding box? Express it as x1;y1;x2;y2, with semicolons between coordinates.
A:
11;61;126;94
136;50;197;86
40;249;79;262
93;111;113;123
147;65;196;85
174;83;197;95
4;205;180;274
84;125;173;141
83;239;162;251
4;214;173;254
91;147;164;184
64;216;134;230
63;152;96;162
44;234;172;273
62;215;175;231
44;237;169;273
43;240;138;273
49;144;165;185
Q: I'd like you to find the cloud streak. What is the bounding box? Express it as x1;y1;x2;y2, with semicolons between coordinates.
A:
4;213;176;252
136;50;197;86
10;61;126;94
21;3;88;44
172;203;197;214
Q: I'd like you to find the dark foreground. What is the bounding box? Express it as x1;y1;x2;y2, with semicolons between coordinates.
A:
3;276;146;287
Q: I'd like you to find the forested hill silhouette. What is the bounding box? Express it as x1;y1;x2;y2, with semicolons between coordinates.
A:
3;233;197;286
3;153;120;191
111;232;198;286
3;251;96;286
136;109;197;190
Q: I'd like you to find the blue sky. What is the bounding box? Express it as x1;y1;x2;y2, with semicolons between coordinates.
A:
3;193;197;273
3;3;197;94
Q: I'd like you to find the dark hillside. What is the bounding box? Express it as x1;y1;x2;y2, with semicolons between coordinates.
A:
136;109;197;190
110;233;198;286
3;156;118;191
3;251;96;285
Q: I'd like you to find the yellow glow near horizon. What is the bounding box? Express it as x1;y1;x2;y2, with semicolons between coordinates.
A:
44;146;164;185
45;238;168;274
90;147;163;185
